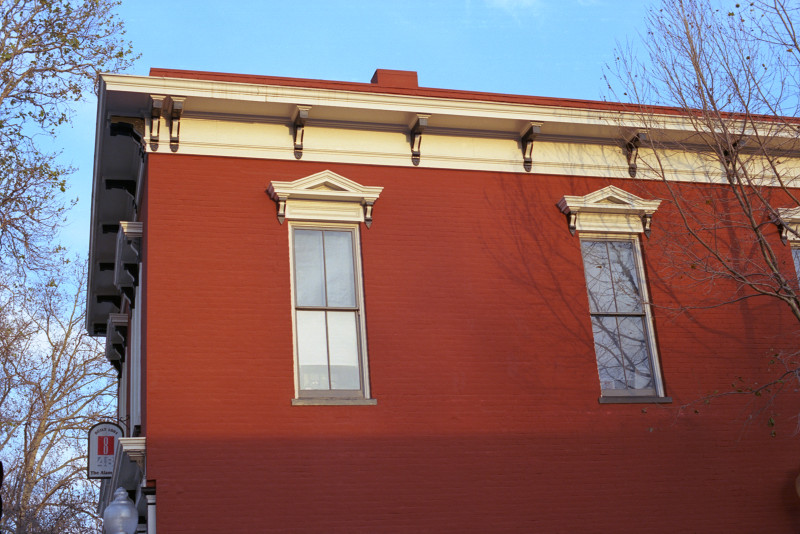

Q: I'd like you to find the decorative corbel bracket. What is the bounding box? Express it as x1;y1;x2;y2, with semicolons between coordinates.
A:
274;195;288;224
168;97;185;146
105;312;129;364
363;201;376;229
147;95;165;145
410;114;430;166
624;131;647;178
292;106;311;159
642;213;654;238
773;207;800;245
521;121;542;172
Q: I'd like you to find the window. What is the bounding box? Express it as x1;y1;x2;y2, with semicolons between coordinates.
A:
291;225;368;398
580;237;662;397
558;185;668;402
268;170;383;404
793;247;800;282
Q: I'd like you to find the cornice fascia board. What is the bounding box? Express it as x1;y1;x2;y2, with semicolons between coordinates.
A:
101;74;705;136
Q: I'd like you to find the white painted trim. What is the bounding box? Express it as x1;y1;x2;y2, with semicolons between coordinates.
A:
101;73;768;136
287;222;372;401
578;234;666;398
558;185;662;235
130;275;142;429
269;170;383;226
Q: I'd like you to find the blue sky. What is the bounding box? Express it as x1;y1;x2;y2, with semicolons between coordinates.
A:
59;0;655;254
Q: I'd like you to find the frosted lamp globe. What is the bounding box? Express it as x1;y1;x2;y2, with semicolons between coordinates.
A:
104;487;138;534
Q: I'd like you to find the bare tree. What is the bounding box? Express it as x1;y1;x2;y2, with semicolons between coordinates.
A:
605;0;800;417
0;0;136;272
0;260;114;533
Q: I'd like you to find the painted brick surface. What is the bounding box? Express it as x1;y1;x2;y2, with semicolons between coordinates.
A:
143;153;800;533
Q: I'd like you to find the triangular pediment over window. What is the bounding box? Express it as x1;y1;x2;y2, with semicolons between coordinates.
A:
268;170;384;227
558;185;661;236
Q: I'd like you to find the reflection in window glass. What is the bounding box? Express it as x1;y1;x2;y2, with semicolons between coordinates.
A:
793;248;800;284
293;228;363;396
581;239;657;394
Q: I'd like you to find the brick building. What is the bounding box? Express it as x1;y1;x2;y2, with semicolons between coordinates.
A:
89;68;800;533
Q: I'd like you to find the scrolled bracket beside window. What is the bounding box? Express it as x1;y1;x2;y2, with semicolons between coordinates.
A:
773;207;800;245
521;121;542;172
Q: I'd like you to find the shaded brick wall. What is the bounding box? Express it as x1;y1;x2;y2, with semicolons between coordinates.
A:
143;153;800;533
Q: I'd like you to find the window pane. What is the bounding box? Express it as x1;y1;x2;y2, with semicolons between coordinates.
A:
793;248;800;283
607;241;642;313
617;316;653;390
581;241;616;313
294;230;326;307
324;231;356;308
327;311;360;389
296;310;330;390
592;316;627;390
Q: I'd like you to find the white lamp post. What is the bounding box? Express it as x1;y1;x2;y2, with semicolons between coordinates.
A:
103;487;138;534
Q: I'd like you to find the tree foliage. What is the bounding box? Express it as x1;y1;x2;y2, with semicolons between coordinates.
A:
608;0;800;315
0;262;113;533
0;0;136;271
0;0;135;529
606;0;800;419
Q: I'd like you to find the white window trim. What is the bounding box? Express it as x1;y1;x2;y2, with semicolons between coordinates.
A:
579;233;666;399
268;169;383;227
269;170;383;404
559;186;668;402
558;185;661;236
287;222;373;402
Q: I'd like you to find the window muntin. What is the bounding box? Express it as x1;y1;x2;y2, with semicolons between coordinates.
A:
291;226;367;398
580;237;662;397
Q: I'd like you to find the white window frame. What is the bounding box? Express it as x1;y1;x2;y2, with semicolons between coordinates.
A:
268;170;383;406
579;233;665;399
559;186;668;402
288;222;372;402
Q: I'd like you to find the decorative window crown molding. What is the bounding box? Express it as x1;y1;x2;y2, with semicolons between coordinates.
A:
267;170;384;227
774;207;800;244
558;185;662;236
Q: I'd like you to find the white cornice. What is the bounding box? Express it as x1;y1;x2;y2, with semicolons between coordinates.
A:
100;74;695;134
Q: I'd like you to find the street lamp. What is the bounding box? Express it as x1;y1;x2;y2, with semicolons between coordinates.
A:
103;487;138;534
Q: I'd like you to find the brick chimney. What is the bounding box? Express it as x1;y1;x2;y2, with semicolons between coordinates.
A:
370;69;419;89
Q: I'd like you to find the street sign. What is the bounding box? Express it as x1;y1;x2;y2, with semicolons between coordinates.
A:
88;422;123;479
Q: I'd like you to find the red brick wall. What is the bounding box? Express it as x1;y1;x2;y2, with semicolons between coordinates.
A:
143;153;800;533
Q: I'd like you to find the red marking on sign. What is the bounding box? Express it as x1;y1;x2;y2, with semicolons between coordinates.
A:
98;436;114;456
